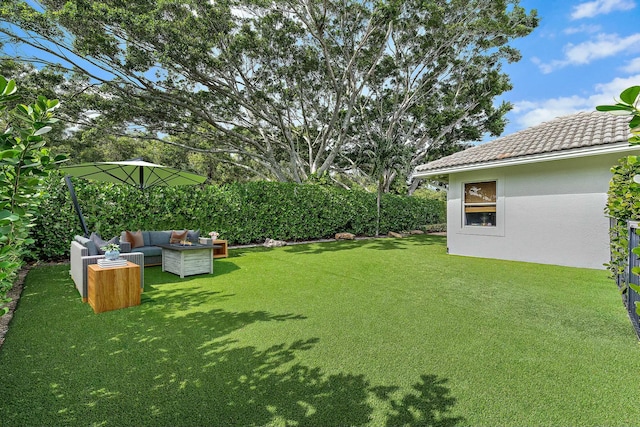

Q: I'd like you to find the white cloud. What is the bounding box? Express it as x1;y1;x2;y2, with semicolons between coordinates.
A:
510;74;640;129
593;75;640;103
563;24;602;34
571;0;636;20
535;33;640;73
621;57;640;73
512;96;591;129
565;34;640;64
535;60;560;75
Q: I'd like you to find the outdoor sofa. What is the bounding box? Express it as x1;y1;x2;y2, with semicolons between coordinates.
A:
118;229;201;266
69;229;200;301
69;235;144;302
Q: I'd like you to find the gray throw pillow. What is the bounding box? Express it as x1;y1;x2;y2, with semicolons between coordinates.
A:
187;229;200;243
90;232;119;255
78;235;98;256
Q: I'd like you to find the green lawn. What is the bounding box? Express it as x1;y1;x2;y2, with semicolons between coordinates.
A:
1;235;639;426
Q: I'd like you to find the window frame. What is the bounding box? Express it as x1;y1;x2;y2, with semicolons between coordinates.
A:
463;181;497;227
456;177;505;237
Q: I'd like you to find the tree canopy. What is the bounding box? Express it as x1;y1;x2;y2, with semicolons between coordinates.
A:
0;0;538;189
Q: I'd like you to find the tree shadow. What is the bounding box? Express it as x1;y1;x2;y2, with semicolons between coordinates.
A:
363;239;409;251
374;375;464;427
139;286;230;310
284;239;364;255
4;311;464;425
227;235;446;257
284;235;446;255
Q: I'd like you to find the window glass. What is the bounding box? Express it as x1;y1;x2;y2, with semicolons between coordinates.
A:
464;181;497;227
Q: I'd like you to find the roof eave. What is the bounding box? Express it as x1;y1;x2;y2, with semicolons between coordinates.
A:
412;142;638;179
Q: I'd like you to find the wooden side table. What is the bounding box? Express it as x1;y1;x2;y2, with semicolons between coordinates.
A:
212;240;228;258
199;238;229;258
87;261;141;313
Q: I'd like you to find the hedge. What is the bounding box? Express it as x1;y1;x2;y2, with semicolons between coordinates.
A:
606;156;640;282
30;174;445;260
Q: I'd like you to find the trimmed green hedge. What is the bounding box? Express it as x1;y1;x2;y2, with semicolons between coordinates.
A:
424;223;447;233
31;175;445;260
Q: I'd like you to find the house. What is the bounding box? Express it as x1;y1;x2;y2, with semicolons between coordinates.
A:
412;111;636;269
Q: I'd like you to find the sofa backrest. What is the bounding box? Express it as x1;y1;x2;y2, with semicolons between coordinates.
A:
119;230;200;247
148;231;172;246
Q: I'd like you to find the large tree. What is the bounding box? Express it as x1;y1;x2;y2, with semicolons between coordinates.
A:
0;0;537;186
0;61;255;184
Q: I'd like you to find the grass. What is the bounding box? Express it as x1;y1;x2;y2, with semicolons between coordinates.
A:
1;234;639;426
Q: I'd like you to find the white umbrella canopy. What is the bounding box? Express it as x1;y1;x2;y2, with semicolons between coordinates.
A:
61;158;207;236
61;158;206;190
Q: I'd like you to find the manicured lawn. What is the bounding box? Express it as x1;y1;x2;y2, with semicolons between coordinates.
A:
1;235;639;426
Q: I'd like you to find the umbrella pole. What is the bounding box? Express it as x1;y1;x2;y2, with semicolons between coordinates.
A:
64;175;90;238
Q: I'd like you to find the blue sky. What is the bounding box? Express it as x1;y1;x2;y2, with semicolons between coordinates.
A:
499;0;640;136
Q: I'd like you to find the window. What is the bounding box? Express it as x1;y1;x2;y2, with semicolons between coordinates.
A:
464;181;496;227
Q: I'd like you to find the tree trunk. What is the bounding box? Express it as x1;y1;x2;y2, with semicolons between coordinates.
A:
408;178;421;195
376;177;382;237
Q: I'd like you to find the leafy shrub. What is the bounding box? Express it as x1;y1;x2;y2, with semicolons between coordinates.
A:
0;77;65;314
600;86;640;293
412;187;447;202
606;157;640;284
30;178;445;259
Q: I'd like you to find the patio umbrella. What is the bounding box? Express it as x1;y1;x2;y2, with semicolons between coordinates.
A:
61;158;207;236
61;158;206;190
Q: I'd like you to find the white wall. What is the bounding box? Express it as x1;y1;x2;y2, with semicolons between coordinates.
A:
446;153;625;269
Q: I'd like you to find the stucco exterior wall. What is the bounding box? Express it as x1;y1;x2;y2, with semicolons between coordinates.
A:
446;153;625;269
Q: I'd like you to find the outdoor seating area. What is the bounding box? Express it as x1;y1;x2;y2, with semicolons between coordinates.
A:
70;229;226;303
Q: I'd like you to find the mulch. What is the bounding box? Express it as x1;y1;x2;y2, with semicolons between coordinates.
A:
0;266;31;350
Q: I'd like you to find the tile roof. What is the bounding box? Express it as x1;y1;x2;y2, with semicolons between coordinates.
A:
414;111;632;175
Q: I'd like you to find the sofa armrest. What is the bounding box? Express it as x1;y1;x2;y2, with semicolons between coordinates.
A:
71;239;89;257
70;241;88;297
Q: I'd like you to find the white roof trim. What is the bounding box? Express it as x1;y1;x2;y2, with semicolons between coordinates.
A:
413;142;638;178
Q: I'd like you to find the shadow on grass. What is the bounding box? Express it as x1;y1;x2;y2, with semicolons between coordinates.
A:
373;376;464;427
227;245;271;259
284;234;445;255
0;265;464;427
141;260;241;288
228;235;446;258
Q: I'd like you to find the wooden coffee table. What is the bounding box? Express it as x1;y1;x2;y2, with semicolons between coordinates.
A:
157;243;219;278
